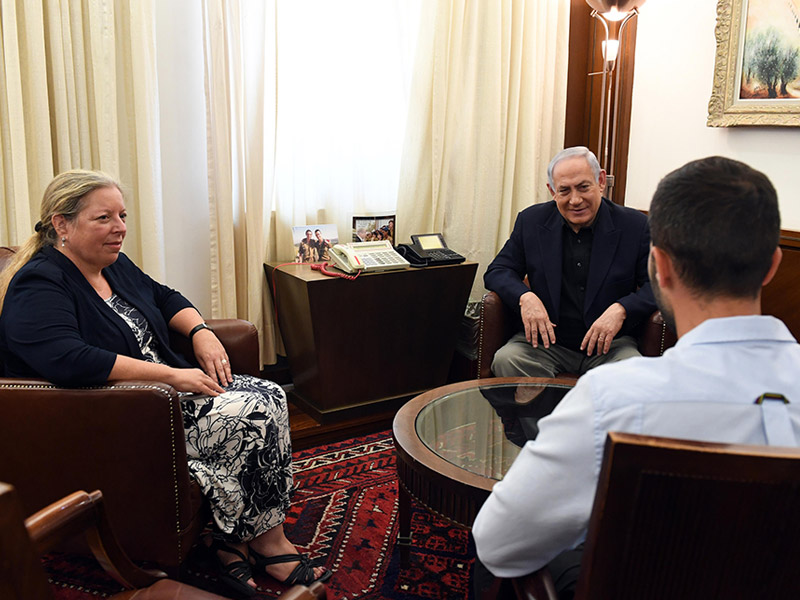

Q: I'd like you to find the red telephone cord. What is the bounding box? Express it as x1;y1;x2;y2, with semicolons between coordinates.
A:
310;261;360;280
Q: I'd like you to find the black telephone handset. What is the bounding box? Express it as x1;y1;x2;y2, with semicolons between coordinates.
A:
397;233;466;268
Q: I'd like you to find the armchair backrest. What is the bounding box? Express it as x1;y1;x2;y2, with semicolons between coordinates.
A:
575;432;800;599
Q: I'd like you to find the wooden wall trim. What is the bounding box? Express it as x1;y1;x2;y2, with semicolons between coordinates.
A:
565;1;592;150
611;17;637;206
780;230;800;249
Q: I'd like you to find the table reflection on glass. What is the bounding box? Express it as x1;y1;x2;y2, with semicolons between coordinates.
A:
392;377;575;566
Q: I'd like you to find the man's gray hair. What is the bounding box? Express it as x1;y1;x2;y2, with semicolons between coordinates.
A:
547;146;602;189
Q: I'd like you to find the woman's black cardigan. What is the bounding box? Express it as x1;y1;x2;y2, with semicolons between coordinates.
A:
0;246;194;386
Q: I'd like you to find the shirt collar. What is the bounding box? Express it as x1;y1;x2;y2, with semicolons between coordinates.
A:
562;219;595;236
677;315;797;348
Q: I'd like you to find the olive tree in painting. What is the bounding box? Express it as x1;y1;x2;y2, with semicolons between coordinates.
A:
741;27;800;99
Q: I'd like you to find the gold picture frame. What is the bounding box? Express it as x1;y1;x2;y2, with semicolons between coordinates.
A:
707;0;800;127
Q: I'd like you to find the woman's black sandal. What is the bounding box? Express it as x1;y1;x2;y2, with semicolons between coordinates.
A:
210;540;257;597
249;547;332;585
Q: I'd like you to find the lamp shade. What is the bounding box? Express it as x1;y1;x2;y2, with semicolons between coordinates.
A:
586;0;646;13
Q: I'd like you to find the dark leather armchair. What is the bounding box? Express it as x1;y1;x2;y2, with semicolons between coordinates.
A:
511;432;800;599
0;481;327;600
0;246;261;573
476;290;677;379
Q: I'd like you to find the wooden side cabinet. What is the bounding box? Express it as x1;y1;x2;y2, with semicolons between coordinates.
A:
264;262;478;423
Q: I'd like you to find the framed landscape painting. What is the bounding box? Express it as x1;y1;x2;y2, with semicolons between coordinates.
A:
708;0;800;126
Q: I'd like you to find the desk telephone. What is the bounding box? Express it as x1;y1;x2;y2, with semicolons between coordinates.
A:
397;233;466;267
328;241;410;274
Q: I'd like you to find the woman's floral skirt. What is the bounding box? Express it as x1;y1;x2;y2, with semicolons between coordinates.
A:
181;375;292;542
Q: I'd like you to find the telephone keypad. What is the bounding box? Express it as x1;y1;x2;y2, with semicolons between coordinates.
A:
363;251;407;268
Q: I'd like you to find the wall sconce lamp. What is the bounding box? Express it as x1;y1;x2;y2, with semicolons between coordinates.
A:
586;0;646;200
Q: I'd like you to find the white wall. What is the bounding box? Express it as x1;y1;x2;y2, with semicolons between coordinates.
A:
627;0;800;229
154;1;212;315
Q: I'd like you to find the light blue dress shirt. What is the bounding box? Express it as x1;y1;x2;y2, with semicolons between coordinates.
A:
472;315;800;578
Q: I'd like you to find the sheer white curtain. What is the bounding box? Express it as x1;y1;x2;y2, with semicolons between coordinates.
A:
202;0;422;364
270;0;422;256
396;0;571;301
0;0;165;275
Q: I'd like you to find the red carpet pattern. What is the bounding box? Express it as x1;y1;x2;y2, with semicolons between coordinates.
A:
45;430;475;599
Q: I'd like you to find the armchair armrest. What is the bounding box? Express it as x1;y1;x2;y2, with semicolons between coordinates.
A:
478;291;518;379
637;310;677;357
169;318;260;377
25;489;167;589
4;481;277;598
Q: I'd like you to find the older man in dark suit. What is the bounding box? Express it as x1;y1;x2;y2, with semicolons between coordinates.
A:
485;146;656;377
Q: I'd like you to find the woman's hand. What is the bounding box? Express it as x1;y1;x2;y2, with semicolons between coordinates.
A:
192;328;233;386
165;367;226;396
109;355;226;396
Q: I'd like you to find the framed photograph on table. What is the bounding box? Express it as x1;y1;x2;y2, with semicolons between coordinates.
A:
708;0;800;127
291;224;339;263
352;215;396;245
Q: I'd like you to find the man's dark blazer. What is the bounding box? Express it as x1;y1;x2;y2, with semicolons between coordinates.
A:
484;198;656;340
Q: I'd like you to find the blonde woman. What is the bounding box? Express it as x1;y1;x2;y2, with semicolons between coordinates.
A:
0;170;330;596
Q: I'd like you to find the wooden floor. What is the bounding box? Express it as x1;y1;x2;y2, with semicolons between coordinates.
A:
288;400;396;450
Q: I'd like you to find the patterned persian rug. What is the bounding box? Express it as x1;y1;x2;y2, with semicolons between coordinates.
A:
44;430;476;599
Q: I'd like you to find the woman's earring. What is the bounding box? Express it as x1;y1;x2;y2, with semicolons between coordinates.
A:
61;237;66;247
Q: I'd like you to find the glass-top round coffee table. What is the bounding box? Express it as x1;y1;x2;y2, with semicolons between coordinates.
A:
392;377;574;566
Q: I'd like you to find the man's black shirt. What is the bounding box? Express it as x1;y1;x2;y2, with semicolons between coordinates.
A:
558;223;593;351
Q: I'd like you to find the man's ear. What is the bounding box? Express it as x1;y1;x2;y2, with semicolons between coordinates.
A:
597;169;607;192
651;246;675;289
762;247;783;287
546;183;556;199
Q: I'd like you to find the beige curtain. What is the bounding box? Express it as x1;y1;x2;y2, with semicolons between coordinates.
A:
202;0;278;364
396;0;570;301
0;0;165;277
